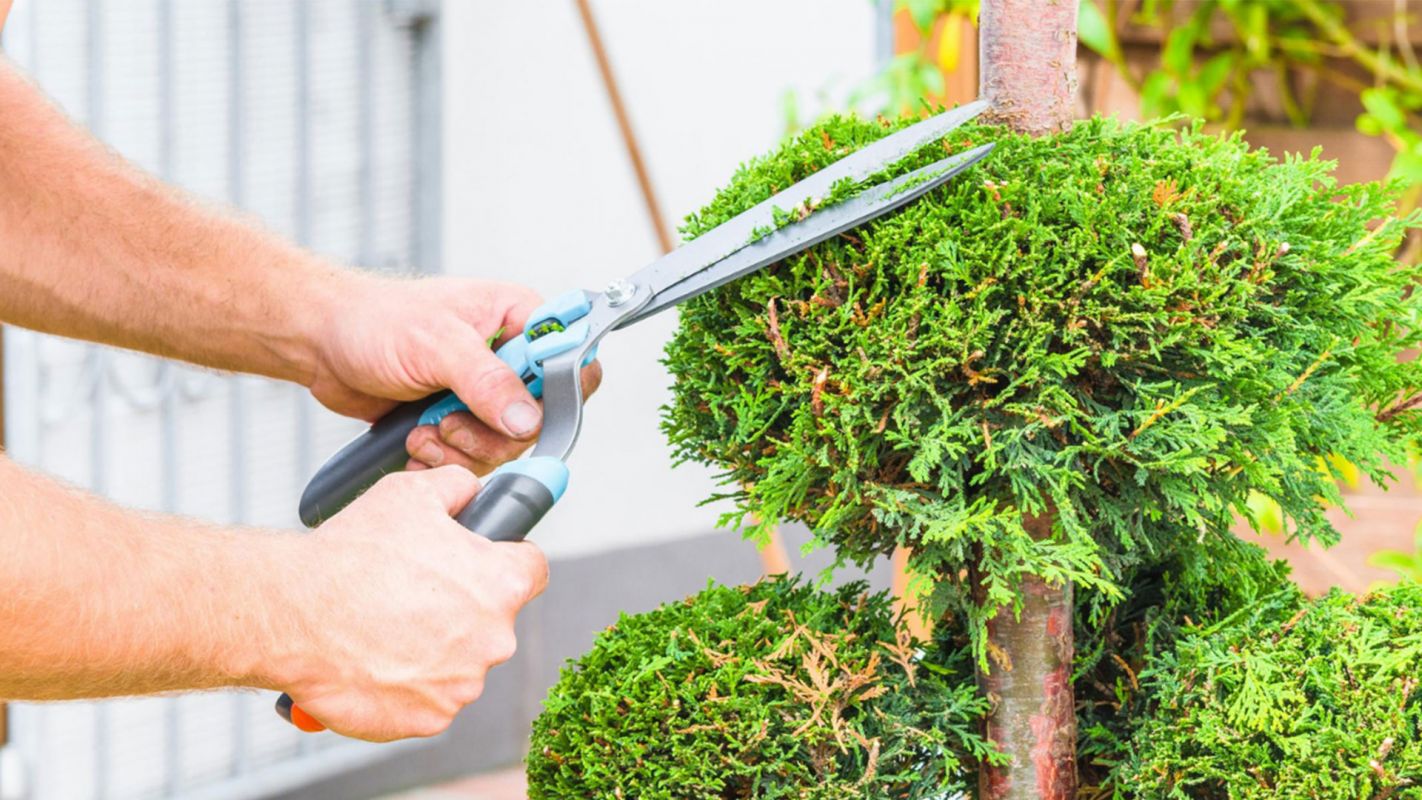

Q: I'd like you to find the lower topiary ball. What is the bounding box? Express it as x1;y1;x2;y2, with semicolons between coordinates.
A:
526;576;996;799
528;541;1422;797
1118;581;1422;799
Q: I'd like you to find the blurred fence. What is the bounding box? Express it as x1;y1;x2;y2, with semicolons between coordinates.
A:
0;1;441;797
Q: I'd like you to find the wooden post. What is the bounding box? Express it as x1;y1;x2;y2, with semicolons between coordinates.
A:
979;0;1078;136
976;512;1075;800
1;0;9;751
975;3;1079;797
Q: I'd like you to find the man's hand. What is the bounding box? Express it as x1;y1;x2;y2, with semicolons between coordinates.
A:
274;466;548;741
311;275;602;474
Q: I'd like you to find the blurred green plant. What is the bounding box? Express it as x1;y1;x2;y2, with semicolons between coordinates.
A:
1078;0;1422;207
1371;521;1422;582
849;0;979;116
877;1;1422;204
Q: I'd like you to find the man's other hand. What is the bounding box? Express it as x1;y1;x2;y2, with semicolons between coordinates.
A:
310;275;601;474
273;466;548;741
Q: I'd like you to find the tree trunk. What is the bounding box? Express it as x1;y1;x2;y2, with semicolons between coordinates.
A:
975;3;1079;797
979;0;1078;136
977;514;1076;799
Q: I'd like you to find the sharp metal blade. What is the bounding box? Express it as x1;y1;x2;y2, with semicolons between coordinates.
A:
615;143;995;328
614;102;989;313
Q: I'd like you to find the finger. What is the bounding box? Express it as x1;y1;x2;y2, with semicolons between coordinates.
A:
580;360;604;399
404;464;482;516
407;424;493;472
496;283;543;336
406;424;448;467
437;412;527;465
498;541;549;605
435;362;601;463
442;342;542;442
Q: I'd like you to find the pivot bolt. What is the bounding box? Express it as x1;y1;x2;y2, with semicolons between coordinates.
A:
604;279;637;307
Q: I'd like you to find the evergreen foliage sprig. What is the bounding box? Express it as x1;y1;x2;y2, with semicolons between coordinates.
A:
662;113;1422;660
1071;537;1295;792
1118;581;1422;799
526;576;997;800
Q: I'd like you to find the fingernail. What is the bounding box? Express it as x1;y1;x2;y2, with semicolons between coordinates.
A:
448;429;475;453
501;402;542;437
415;442;444;466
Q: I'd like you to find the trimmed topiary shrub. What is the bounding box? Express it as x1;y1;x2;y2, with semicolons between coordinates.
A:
531;112;1422;797
524;538;1298;798
526;576;998;799
662;114;1422;651
1116;581;1422;799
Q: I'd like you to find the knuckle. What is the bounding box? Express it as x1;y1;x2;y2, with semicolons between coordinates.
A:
514;545;549;591
487;630;518;665
411;713;453;739
468;361;524;400
456;679;486;706
503;569;536;605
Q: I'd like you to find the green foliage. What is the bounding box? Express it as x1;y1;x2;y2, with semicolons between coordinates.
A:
1073;537;1296;791
662;113;1422;663
527;541;1300;797
1116;581;1422;799
526;576;997;800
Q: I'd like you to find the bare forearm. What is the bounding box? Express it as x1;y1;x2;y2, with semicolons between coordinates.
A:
0;457;302;700
0;56;345;385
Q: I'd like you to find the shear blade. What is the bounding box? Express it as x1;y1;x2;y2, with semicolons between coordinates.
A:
617;142;995;328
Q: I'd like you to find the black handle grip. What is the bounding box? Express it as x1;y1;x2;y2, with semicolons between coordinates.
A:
298;391;453;527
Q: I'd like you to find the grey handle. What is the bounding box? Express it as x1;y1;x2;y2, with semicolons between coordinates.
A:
297;391;453;527
455;471;557;542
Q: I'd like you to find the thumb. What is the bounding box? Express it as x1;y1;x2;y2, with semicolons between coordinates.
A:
443;339;543;441
405;465;482;517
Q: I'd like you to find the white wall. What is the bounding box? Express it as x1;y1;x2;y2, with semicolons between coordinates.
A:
442;0;879;558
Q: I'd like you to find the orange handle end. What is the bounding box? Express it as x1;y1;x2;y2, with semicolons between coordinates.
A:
289;703;327;733
277;692;328;733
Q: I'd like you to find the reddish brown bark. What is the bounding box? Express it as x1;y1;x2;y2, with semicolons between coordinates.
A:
977;514;1076;800
979;0;1079;136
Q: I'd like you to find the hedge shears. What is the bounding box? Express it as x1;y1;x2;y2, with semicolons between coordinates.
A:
277;100;993;731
